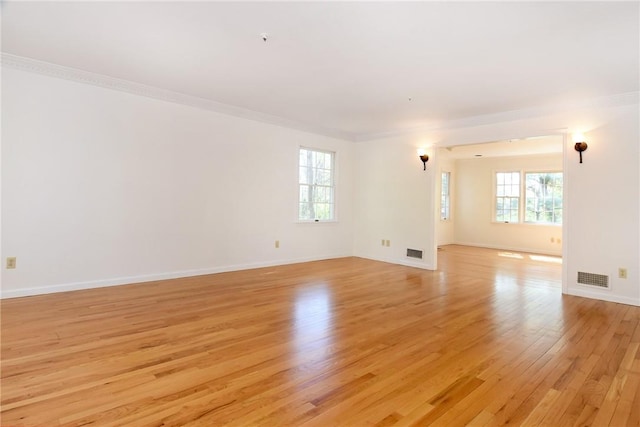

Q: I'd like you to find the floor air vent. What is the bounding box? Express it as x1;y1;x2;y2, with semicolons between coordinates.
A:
406;248;423;259
577;271;609;289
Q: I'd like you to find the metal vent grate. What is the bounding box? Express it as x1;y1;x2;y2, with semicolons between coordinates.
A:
577;272;609;288
406;248;423;259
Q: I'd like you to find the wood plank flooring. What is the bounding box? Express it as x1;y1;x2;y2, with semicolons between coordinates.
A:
1;245;639;426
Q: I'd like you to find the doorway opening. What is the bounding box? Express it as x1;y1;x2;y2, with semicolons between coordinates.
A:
434;134;564;291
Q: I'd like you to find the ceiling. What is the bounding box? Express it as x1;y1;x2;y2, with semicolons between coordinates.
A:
443;135;563;160
2;2;638;141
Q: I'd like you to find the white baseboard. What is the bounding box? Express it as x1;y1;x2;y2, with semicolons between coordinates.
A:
356;254;435;271
452;241;562;256
0;254;351;299
566;287;640;307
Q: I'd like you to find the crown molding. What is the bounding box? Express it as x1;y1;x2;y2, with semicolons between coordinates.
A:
0;53;356;142
354;91;640;142
3;53;637;143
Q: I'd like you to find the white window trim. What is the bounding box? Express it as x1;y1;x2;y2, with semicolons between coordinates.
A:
440;171;451;222
296;146;338;223
493;170;522;224
492;169;563;226
523;170;563;225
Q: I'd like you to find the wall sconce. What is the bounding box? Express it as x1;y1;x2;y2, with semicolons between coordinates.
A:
417;149;429;170
573;133;587;164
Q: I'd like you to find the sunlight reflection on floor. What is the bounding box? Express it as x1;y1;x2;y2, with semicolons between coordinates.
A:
292;285;334;367
498;251;562;264
498;252;524;259
529;254;562;264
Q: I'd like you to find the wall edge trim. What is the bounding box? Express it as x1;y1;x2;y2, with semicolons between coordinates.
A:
452;241;562;257
565;288;640;307
0;254;352;299
0;53;354;142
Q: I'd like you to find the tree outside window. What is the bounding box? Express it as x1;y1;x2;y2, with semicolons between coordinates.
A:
495;171;562;224
525;172;562;224
299;148;335;221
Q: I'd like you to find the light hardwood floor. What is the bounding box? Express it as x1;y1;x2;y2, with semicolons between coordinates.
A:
1;245;639;426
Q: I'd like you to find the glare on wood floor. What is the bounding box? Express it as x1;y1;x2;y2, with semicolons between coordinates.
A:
1;245;638;426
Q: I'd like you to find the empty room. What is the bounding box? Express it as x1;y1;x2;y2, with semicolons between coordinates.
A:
1;2;639;426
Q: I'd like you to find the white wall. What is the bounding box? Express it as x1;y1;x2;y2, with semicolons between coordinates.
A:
564;105;639;305
3;66;639;307
1;68;354;297
454;153;563;255
353;101;639;306
353;139;436;269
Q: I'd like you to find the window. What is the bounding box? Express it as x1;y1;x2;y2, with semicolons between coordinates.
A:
298;147;335;221
495;172;521;223
525;172;562;224
494;171;563;224
441;171;451;220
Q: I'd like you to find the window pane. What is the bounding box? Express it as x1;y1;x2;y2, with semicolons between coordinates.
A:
299;185;309;202
524;172;563;224
299;203;310;220
298;148;335;221
323;152;332;168
495;172;520;222
441;171;451;220
299;166;309;184
314;153;322;168
315;169;331;186
507;184;517;197
313;186;325;202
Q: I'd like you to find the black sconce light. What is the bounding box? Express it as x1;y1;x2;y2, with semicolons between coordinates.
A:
418;149;429;170
573;133;587;164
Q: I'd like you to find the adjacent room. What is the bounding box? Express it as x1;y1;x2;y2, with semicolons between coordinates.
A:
1;2;639;426
436;135;564;255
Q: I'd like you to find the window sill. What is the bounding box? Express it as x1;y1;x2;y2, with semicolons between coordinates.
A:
491;221;562;227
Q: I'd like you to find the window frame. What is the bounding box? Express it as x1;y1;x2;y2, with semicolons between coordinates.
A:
297;146;337;223
494;170;522;224
524;170;563;225
493;169;563;226
440;171;451;221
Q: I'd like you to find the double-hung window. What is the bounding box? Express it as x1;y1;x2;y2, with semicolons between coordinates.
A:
495;171;521;223
441;171;451;220
525;172;562;224
495;171;562;224
298;147;335;221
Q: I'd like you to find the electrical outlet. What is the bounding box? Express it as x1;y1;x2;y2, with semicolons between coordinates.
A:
381;239;385;246
618;268;627;279
550;237;555;243
275;240;280;249
386;240;391;247
6;257;16;269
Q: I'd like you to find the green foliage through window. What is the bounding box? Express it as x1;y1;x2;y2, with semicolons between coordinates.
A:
525;172;562;224
299;148;335;221
495;171;562;224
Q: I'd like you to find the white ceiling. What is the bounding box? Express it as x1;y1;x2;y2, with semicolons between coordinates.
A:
2;1;638;141
443;135;563;159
